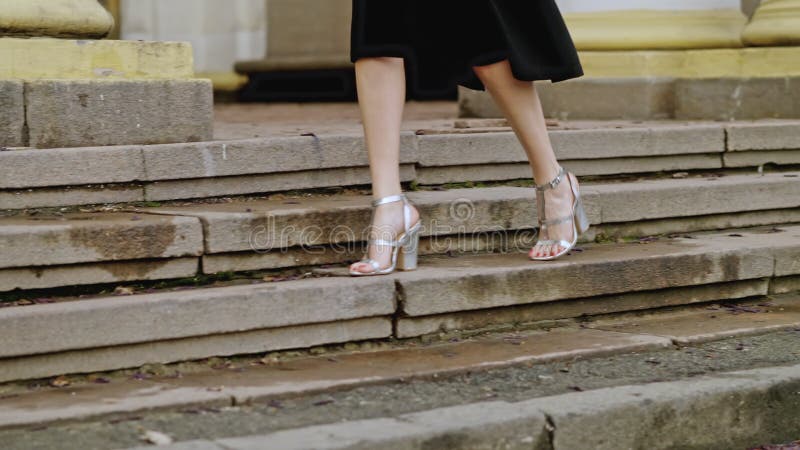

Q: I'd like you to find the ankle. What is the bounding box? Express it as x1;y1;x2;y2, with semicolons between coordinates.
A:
532;164;563;187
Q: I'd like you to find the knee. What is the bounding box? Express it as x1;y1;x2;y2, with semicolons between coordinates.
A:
472;59;509;80
355;56;404;68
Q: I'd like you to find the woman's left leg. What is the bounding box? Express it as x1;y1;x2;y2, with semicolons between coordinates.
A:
473;59;579;258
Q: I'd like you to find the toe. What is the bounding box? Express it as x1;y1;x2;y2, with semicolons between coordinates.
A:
350;262;369;273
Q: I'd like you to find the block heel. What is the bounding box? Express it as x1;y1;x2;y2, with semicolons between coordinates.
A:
397;224;420;271
349;194;422;276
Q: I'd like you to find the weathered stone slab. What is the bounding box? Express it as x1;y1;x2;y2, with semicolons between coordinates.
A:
0;185;144;211
129;442;223;450
459;77;675;120
0;276;395;358
140;173;798;256
0;318;391;384
396;279;768;338
550;125;724;160
143;165;416;202
0;213;203;269
566;154;722;177
0;258;199;293
587;172;800;223
25;79;213;148
770;275;800;295
527;365;800;450
589;293;800;345
142;133;417;181
727;122;800;151
463;77;800;121
203;231;541;274
591;208;800;242
141;186;565;254
396;227;795;317
417;125;724;167
205;206;800;276
415;154;722;185
217;401;547;450
537;78;676;121
156;364;800;450
675;77;800;120
0;38;194;79
0;145;145;189
0;80;24;148
723;150;800;167
0;327;667;429
774;230;800;276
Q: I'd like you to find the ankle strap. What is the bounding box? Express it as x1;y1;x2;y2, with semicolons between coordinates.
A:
372;194;406;207
371;193;413;231
535;166;567;191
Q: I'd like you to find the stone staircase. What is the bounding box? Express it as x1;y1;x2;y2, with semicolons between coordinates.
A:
1;119;799;383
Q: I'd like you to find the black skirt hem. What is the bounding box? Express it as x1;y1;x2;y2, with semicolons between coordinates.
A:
351;46;583;96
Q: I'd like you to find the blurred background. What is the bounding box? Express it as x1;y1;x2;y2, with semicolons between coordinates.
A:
95;0;800;108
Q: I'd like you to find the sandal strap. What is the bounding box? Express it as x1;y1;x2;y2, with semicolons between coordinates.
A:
358;258;382;271
371;193;414;232
372;194;406;207
535;166;567;192
540;215;574;227
369;239;400;247
535;239;572;248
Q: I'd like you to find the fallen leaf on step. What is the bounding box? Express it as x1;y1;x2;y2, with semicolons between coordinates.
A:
88;375;110;384
114;286;135;296
672;172;689;179
141;430;173;446
49;376;71;388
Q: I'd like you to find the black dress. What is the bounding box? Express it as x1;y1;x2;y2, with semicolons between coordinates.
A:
350;0;584;98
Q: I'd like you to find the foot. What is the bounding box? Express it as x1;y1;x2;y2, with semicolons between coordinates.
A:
349;201;420;274
529;172;579;259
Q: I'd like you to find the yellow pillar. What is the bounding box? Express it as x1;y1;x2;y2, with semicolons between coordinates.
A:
564;9;748;51
743;0;800;45
0;0;114;39
0;0;211;149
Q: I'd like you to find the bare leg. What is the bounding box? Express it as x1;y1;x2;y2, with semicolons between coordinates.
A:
350;57;420;274
473;60;579;258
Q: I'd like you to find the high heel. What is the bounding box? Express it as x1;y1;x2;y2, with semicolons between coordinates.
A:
529;166;589;261
349;193;422;276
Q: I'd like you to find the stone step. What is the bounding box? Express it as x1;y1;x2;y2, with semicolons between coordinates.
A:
0;225;797;383
1;120;798;210
2;171;798;293
2;292;797;431
125;363;800;450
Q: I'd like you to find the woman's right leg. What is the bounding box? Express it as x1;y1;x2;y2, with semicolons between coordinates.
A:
350;57;420;274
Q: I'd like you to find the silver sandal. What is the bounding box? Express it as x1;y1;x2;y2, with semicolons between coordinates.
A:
349;193;422;276
530;166;590;261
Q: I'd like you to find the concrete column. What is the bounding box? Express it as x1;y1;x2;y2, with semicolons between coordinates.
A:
119;0;267;89
557;0;748;50
743;0;800;45
0;0;213;148
0;0;114;39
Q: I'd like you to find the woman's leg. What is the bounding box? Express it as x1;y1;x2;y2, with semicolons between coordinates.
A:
350;57;420;273
473;60;578;258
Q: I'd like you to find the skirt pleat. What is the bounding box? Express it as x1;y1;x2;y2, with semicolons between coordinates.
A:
350;0;584;96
